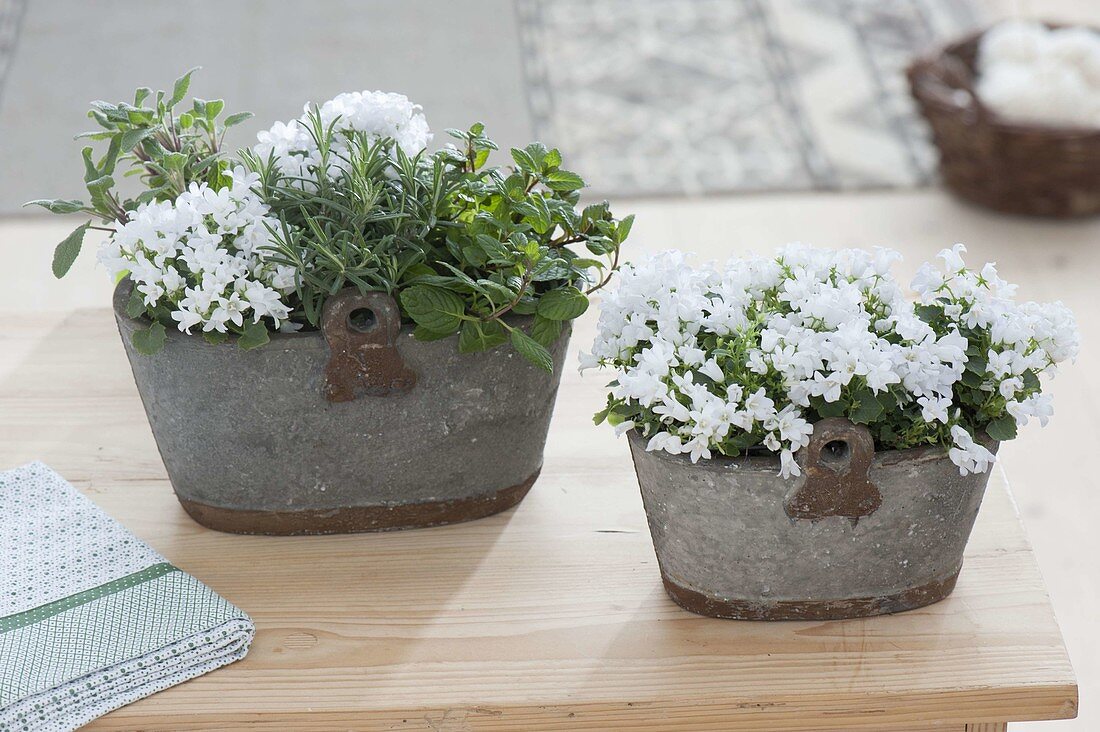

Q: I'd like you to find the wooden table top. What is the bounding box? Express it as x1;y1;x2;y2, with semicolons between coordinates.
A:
0;308;1079;730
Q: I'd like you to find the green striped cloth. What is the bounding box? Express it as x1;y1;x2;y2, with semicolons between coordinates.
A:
0;462;254;731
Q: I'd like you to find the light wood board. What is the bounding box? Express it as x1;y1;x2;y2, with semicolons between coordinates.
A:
0;308;1078;730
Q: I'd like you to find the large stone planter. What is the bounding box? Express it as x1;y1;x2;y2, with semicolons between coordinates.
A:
113;281;570;535
628;418;998;620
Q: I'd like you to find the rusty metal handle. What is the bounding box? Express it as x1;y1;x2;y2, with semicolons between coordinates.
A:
784;418;882;522
321;289;416;402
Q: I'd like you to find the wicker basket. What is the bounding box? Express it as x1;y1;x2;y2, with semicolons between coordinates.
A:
908;27;1100;217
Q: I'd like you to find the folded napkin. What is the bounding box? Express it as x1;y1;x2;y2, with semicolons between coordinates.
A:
0;462;254;732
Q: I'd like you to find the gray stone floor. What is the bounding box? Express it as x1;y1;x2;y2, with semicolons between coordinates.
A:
0;0;981;212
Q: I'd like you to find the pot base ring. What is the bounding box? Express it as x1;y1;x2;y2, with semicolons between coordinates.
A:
660;567;960;621
177;469;540;536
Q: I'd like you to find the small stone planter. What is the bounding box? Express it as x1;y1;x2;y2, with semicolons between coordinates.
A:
628;419;998;620
113;281;570;535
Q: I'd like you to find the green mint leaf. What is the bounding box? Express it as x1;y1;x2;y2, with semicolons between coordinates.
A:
536;286;588;321
412;326;453;342
399;284;466;334
615;213;635;242
544;170;585;192
510;147;537;171
510;328;553;372
458;320;507;353
530;314;563;347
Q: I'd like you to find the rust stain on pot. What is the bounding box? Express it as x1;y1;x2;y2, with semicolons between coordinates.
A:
661;568;960;621
321;288;416;402
785;418;882;522
177;470;539;536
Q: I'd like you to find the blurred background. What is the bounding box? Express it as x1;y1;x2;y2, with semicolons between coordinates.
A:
0;0;1097;729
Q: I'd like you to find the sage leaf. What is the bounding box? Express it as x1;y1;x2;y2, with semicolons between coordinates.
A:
52;222;90;278
224;111;254;127
168;67;199;107
120;129;153;155
25;199;84;214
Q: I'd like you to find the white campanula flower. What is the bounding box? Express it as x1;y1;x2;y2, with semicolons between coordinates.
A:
587;244;1078;477
99;167;296;336
254;90;431;188
949;426;997;476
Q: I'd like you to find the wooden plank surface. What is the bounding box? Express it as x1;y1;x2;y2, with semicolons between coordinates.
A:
0;308;1078;730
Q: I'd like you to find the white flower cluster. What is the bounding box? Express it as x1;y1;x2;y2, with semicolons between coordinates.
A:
978;20;1100;127
583;244;1078;478
98;167;298;334
254;90;431;185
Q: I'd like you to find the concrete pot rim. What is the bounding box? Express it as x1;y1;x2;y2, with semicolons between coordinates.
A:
112;278;545;352
625;426;997;474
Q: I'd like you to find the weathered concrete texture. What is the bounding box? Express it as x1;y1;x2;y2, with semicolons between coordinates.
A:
627;423;999;620
113;281;570;535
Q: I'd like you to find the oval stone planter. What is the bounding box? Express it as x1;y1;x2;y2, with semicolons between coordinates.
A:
628;418;999;620
113;280;570;535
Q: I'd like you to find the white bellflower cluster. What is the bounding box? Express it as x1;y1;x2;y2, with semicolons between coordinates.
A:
584;244;1077;478
98;167;297;335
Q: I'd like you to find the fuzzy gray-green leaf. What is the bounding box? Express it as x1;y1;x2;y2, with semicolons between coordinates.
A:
52;222;90;278
25;198;85;214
